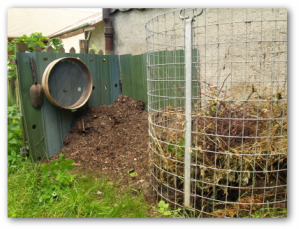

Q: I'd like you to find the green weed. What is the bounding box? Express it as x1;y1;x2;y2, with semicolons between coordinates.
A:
157;200;182;217
167;137;185;158
37;153;76;203
127;169;138;178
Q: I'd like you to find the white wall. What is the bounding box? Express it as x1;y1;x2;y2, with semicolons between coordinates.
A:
89;23;105;53
62;33;85;53
112;8;287;99
112;8;174;55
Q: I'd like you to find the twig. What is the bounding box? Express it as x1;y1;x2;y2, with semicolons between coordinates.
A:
82;118;85;132
217;73;231;98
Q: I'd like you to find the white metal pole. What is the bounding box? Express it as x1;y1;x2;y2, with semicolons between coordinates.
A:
184;17;192;208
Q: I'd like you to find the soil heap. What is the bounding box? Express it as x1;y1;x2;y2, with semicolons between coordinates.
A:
56;95;150;187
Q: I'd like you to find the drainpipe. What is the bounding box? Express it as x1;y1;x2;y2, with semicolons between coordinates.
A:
103;8;114;54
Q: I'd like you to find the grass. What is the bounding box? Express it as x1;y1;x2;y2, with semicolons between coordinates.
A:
241;204;287;218
7;158;287;218
7;102;159;218
248;208;287;218
8;159;156;218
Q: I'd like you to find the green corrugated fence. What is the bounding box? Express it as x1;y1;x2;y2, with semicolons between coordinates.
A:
15;47;160;160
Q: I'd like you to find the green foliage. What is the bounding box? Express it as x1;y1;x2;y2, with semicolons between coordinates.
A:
7;105;24;169
8;32;63;53
158;200;171;216
242;205;287;218
89;44;99;53
8;79;18;106
38;154;76;203
158;200;181;217
167;137;185;158
127;169;138;177
8;151;23;171
7;61;17;80
7;32;63;79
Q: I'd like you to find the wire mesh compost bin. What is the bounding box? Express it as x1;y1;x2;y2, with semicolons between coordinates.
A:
146;8;287;217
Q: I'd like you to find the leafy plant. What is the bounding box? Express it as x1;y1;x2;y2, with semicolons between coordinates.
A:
38;154;76;203
127;169;138;178
8;105;24;169
8;151;23;170
89;44;100;53
158;200;181;217
158;200;171;216
167;137;185;158
8;32;63;79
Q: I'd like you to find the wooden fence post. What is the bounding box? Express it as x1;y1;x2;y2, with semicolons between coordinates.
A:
46;46;54;53
15;42;28;53
70;47;76;54
89;49;95;54
59;46;65;53
34;44;42;52
79;39;89;54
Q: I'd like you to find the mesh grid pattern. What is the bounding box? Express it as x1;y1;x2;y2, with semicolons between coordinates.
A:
146;8;287;217
47;58;91;109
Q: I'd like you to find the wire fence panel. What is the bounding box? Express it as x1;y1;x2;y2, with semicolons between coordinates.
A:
146;8;287;217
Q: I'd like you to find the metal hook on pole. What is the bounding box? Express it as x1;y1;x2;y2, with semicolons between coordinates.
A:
179;8;204;20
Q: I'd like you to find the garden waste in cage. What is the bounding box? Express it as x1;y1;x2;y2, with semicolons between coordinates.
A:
146;8;287;217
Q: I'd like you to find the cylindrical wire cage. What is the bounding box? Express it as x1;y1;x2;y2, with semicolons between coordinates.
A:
146;8;287;217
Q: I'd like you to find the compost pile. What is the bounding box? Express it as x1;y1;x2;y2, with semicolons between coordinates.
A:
56;95;151;189
149;84;287;217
